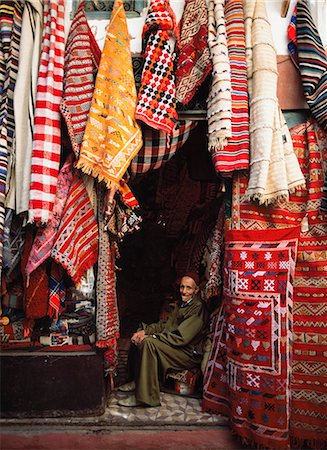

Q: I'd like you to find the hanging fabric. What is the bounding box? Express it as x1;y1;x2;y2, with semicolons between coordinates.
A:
207;0;232;153
211;0;249;176
288;0;327;130
28;0;65;225
0;1;24;276
203;226;300;449
244;0;305;205
203;203;225;301
60;1;101;159
130;120;197;175
77;0;142;188
51;172;99;286
227;119;327;448
175;0;212;105
25;154;74;278
135;0;178;134
96;183;120;375
6;0;43;215
287;0;327;212
21;227;49;320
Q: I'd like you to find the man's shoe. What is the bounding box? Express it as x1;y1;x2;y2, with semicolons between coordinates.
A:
117;395;143;407
117;381;136;392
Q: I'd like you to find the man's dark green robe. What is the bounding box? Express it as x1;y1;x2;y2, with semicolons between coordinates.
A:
135;295;208;406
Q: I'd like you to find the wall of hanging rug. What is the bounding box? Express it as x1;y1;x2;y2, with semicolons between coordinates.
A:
0;0;326;440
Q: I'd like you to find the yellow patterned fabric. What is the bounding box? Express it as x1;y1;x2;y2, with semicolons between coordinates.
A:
77;0;142;187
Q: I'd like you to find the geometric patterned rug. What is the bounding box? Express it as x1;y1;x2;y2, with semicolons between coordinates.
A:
203;226;300;449
226;119;327;447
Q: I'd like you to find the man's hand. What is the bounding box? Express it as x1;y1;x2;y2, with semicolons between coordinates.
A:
131;330;146;346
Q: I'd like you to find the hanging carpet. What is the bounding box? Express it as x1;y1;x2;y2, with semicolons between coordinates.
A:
60;1;101;159
77;0;142;188
7;0;43;215
135;0;178;134
96;183;120;375
0;1;24;276
28;0;65;224
223;119;327;447
175;0;212;105
212;0;249;176
26;154;74;277
243;0;305;205
51;171;99;286
130;120;197;175
203;226;300;449
287;0;327;213
206;0;232;153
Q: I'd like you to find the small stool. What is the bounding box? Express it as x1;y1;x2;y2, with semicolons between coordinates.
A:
165;367;202;396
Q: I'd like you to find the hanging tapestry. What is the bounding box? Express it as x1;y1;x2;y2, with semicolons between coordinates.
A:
206;0;232;152
130;120;197;175
175;0;212;105
203;226;300;449
243;0;305;205
288;0;327;130
77;0;142;188
230;119;327;447
135;0;178;134
96;183;120;374
60;1;101;159
51;171;98;285
211;0;249;176
25;154;74;277
7;0;43;215
0;1;24;276
28;0;65;224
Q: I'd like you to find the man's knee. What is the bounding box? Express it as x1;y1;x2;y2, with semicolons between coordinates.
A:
138;336;158;353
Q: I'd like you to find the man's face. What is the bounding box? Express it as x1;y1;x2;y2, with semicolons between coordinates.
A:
179;276;199;303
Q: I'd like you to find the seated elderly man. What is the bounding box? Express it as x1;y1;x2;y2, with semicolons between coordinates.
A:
118;273;208;407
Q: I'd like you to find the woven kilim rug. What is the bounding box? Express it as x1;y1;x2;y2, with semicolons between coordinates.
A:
203;226;300;449
228;119;327;447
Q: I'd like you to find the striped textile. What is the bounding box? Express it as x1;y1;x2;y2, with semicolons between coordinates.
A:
135;0;178;134
51;172;99;285
175;0;212;105
77;0;142;188
96;183;120;373
287;8;298;67
60;1;101;159
8;0;43;215
29;0;65;225
288;0;327;211
292;0;327;130
207;0;232;153
211;0;249;176
244;0;305;205
130;120;197;175
0;1;24;276
25;154;74;277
